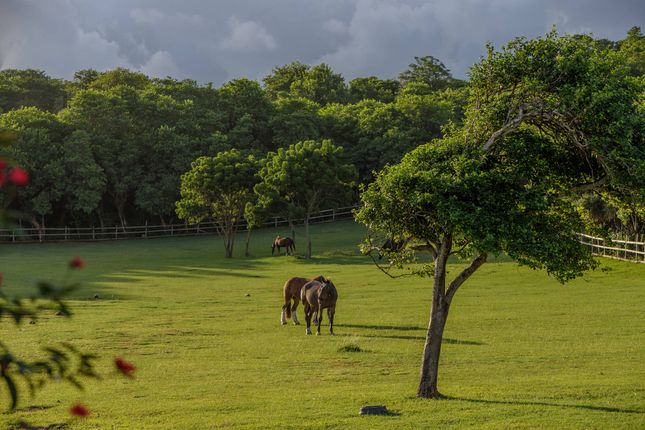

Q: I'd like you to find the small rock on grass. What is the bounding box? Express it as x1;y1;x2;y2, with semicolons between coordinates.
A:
359;405;389;415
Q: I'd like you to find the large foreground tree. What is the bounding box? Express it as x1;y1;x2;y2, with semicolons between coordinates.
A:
356;31;644;398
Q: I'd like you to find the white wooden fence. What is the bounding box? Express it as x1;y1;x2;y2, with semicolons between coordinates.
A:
0;206;358;243
577;233;645;263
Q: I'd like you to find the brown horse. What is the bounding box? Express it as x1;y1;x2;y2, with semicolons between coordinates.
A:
281;276;325;325
301;278;338;335
272;236;295;255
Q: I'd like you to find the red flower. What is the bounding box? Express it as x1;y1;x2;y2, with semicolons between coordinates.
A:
0;171;5;187
69;403;90;417
69;256;86;269
8;167;29;186
115;357;136;378
0;159;6;170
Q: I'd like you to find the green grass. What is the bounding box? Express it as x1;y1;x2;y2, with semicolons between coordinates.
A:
1;220;644;429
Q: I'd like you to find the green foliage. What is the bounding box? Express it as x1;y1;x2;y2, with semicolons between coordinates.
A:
348;76;400;103
398;56;463;91
290;64;348;105
0;69;69;113
263;61;310;99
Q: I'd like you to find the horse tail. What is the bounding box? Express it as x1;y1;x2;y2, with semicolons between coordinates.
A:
292;239;296;251
283;283;292;318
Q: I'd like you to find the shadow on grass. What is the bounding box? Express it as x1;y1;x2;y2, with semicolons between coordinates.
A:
337;323;423;331
335;324;485;345
445;396;644;414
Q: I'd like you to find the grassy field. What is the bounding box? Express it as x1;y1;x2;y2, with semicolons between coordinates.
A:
0;220;644;429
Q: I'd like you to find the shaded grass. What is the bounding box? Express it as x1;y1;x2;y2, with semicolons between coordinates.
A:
0;220;644;429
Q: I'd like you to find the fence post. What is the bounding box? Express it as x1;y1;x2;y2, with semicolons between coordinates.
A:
171;225;174;236
92;226;95;240
65;226;68;241
332;208;335;221
145;221;148;238
274;217;278;228
12;229;15;242
115;226;118;239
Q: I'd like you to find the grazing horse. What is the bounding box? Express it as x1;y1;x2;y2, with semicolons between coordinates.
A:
301;278;338;336
281;276;325;325
272;236;296;256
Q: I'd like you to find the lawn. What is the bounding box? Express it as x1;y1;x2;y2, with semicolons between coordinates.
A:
1;220;644;429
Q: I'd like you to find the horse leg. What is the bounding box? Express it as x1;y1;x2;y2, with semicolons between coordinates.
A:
312;310;318;325
328;307;335;335
304;304;312;335
291;298;300;325
316;305;323;335
281;303;288;325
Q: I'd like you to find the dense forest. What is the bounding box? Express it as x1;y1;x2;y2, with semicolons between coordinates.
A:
0;28;643;240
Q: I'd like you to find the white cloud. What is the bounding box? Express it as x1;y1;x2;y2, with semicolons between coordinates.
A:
140;50;182;78
220;17;277;52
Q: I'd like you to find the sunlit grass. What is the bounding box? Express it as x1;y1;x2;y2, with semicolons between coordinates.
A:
1;220;644;429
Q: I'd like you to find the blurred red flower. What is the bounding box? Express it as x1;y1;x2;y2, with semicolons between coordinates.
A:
69;256;86;269
8;167;29;186
114;357;136;378
69;403;90;417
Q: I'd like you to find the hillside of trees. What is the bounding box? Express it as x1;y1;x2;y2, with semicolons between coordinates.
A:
0;27;642;240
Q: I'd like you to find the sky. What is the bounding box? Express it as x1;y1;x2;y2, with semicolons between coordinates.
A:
0;0;643;85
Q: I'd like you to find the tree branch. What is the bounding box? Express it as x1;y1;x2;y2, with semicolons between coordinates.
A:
445;253;487;304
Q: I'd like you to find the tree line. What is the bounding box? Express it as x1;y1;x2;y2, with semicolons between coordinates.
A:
0;57;465;233
0;28;642;247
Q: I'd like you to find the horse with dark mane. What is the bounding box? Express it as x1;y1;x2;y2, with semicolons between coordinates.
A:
301;278;338;335
272;236;295;256
280;275;326;325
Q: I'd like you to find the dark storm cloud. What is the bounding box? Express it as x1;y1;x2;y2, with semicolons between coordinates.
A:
1;0;642;84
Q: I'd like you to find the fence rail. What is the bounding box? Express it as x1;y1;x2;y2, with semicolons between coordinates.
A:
0;206;358;244
577;233;645;263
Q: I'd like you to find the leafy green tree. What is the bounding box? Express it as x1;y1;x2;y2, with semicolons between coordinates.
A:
0;69;69;113
59;88;142;228
356;31;643;398
290;64;348;105
58;131;106;220
348;76;400;103
0;107;68;228
176;150;259;258
219;78;273;152
269;96;321;150
255;140;356;258
619;26;645;77
398;56;463;91
263;61;310;99
89;68;151;91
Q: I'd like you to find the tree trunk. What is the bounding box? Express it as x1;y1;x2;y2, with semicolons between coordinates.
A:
245;228;252;257
417;299;450;398
417;234;452;398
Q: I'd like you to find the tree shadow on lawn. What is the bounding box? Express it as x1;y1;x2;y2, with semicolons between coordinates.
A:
335;323;485;345
444;396;644;414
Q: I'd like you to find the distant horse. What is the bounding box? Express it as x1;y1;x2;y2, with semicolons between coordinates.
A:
272;236;296;256
301;278;338;336
379;236;409;259
281;275;325;325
